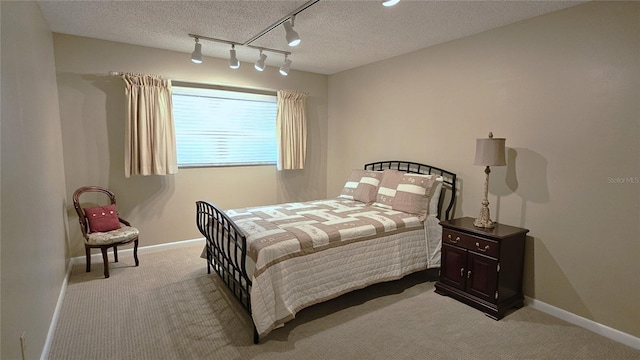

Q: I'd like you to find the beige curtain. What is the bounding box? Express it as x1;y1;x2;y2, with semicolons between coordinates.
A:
276;89;308;170
123;73;177;177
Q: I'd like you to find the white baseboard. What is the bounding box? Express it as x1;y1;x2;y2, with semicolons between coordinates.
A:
40;258;73;360
42;238;205;359
524;296;640;350
69;237;205;265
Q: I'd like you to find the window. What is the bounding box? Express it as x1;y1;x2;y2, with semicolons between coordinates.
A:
172;85;278;167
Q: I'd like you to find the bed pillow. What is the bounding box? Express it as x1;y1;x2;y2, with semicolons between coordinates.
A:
338;169;367;200
392;174;439;219
84;204;121;233
353;171;384;204
373;169;405;209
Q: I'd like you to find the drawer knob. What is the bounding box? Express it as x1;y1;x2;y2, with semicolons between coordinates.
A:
475;242;490;252
447;234;460;243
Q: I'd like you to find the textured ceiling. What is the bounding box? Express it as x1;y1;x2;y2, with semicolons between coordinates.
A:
37;0;584;75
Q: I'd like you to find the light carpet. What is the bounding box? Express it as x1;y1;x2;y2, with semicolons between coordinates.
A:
47;243;640;360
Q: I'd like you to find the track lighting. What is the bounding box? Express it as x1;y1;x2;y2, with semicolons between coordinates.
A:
188;30;293;74
279;55;292;76
191;38;202;64
187;1;320;71
382;0;400;6
229;44;240;69
254;50;267;71
283;15;301;47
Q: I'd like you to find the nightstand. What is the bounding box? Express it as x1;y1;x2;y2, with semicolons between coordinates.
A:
435;217;529;320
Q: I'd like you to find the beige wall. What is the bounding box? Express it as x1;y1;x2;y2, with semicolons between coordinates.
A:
53;34;328;258
2;1;637;357
1;2;69;359
328;2;639;338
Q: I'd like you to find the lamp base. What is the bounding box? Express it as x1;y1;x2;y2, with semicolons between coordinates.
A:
474;206;495;229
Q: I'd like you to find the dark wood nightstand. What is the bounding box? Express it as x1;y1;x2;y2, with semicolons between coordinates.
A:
435;217;529;320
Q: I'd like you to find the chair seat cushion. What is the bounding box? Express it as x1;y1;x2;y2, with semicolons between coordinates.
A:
86;226;139;246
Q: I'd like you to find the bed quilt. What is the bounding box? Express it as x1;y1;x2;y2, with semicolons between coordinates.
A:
227;198;423;276
225;198;430;337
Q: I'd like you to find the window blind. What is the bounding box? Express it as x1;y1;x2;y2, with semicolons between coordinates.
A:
172;86;277;167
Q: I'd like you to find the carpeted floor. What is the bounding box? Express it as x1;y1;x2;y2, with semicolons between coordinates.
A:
47;242;640;360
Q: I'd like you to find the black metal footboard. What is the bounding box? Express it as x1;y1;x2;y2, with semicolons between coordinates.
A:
195;201;259;343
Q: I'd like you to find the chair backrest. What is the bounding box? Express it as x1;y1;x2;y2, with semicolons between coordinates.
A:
72;186;117;237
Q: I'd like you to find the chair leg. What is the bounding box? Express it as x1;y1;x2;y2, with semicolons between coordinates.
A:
85;246;91;272
133;239;139;267
101;247;110;278
113;246;119;263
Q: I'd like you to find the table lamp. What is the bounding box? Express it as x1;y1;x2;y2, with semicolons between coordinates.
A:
474;132;506;229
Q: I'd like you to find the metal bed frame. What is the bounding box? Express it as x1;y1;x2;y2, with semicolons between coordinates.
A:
196;161;457;344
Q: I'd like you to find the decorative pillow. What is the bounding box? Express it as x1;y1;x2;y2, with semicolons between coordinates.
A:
392;174;439;219
338;169;367;200
353;171;383;204
84;204;121;233
373;170;405;209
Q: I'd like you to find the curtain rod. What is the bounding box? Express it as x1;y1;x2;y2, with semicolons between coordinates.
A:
106;74;280;96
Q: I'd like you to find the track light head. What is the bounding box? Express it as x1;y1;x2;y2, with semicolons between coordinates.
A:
229;44;240;69
279;55;292;76
191;38;203;64
382;0;400;6
254;50;267;71
283;16;301;47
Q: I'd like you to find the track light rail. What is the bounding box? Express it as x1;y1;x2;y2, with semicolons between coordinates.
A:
246;45;290;56
187;34;241;47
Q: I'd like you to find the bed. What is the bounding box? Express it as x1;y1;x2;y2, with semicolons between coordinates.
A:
196;161;457;343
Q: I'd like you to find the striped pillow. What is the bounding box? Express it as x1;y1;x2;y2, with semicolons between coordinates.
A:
338;169;366;200
353;171;383;204
392;174;439;220
373;170;404;209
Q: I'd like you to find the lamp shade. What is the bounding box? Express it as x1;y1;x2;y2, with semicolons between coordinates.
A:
474;136;506;166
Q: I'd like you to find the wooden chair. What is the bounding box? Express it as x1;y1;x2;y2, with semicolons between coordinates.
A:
72;186;139;278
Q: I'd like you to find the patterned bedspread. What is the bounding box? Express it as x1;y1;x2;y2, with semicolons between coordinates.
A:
227;198;424;277
214;198;437;338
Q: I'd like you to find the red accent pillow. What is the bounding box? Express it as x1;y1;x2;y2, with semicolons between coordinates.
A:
84;204;121;233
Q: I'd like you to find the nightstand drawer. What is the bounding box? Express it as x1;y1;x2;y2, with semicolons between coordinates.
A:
443;229;499;258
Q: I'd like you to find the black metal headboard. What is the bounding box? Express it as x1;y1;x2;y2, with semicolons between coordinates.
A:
364;161;457;221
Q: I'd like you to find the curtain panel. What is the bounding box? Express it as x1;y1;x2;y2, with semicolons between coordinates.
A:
122;73;178;177
276;89;308;170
